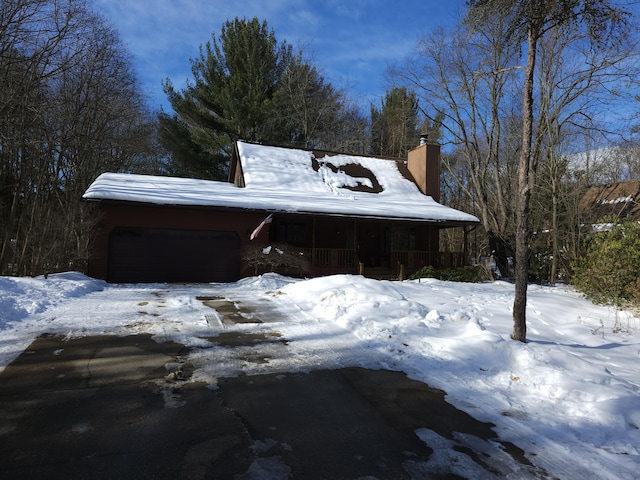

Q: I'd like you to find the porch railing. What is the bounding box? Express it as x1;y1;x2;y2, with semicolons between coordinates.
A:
301;248;357;269
391;250;466;269
300;248;466;271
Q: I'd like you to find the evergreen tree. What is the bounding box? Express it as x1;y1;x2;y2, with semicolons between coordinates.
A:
160;17;290;179
160;17;357;179
370;87;420;157
572;219;640;307
270;56;342;149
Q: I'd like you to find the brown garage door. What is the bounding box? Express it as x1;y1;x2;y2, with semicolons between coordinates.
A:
108;228;240;283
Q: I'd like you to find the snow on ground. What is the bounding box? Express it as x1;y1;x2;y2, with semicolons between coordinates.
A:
1;272;639;479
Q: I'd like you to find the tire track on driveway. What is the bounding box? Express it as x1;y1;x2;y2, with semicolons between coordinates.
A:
187;286;385;387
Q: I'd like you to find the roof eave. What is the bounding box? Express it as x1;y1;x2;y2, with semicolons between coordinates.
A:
88;197;479;225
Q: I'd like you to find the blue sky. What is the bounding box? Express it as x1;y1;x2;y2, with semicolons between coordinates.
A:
93;0;466;113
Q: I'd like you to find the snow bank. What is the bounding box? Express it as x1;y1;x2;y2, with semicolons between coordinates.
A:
1;272;639;479
0;272;105;327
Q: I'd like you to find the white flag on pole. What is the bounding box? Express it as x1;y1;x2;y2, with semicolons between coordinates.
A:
249;213;273;240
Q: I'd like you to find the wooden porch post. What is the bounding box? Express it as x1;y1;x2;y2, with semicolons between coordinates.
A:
463;226;469;266
354;220;362;274
428;226;434;267
312;217;316;267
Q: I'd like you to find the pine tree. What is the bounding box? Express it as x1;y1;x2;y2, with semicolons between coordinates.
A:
370;87;420;157
159;17;290;179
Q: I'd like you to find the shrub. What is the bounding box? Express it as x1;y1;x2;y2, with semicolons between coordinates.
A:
571;219;640;307
408;265;479;283
242;243;310;276
408;265;437;280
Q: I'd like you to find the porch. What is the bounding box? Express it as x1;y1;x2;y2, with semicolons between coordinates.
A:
301;247;467;279
268;214;472;279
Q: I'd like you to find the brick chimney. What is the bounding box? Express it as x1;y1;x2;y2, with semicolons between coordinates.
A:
407;135;440;202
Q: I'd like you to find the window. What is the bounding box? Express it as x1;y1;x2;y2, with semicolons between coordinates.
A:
392;228;416;251
275;222;306;246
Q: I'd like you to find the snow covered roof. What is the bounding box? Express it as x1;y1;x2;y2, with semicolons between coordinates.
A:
83;141;479;225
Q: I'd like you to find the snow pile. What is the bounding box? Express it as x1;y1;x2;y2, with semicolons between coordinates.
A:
0;272;639;479
0;272;105;326
278;276;640;478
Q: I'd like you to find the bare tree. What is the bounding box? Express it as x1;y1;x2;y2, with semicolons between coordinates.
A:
529;24;637;284
0;0;155;276
467;0;632;342
394;1;637;342
319;101;370;154
392;21;522;278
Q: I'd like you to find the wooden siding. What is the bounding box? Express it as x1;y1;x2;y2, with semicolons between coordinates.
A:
87;203;469;283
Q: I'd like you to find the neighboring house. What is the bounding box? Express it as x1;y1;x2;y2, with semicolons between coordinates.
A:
82;140;479;283
579;180;640;226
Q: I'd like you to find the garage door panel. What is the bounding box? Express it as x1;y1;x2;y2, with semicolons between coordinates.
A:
108;228;240;283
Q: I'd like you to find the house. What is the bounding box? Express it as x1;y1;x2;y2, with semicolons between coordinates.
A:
579;180;640;226
82;140;479;283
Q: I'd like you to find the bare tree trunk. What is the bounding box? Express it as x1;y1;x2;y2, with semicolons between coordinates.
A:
512;29;538;343
549;172;559;285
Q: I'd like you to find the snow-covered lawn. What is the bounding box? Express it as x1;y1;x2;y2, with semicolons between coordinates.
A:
1;272;639;479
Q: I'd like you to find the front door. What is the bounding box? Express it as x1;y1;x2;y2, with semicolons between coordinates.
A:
357;223;390;267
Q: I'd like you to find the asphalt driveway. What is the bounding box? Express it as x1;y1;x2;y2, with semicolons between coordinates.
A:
0;331;545;480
